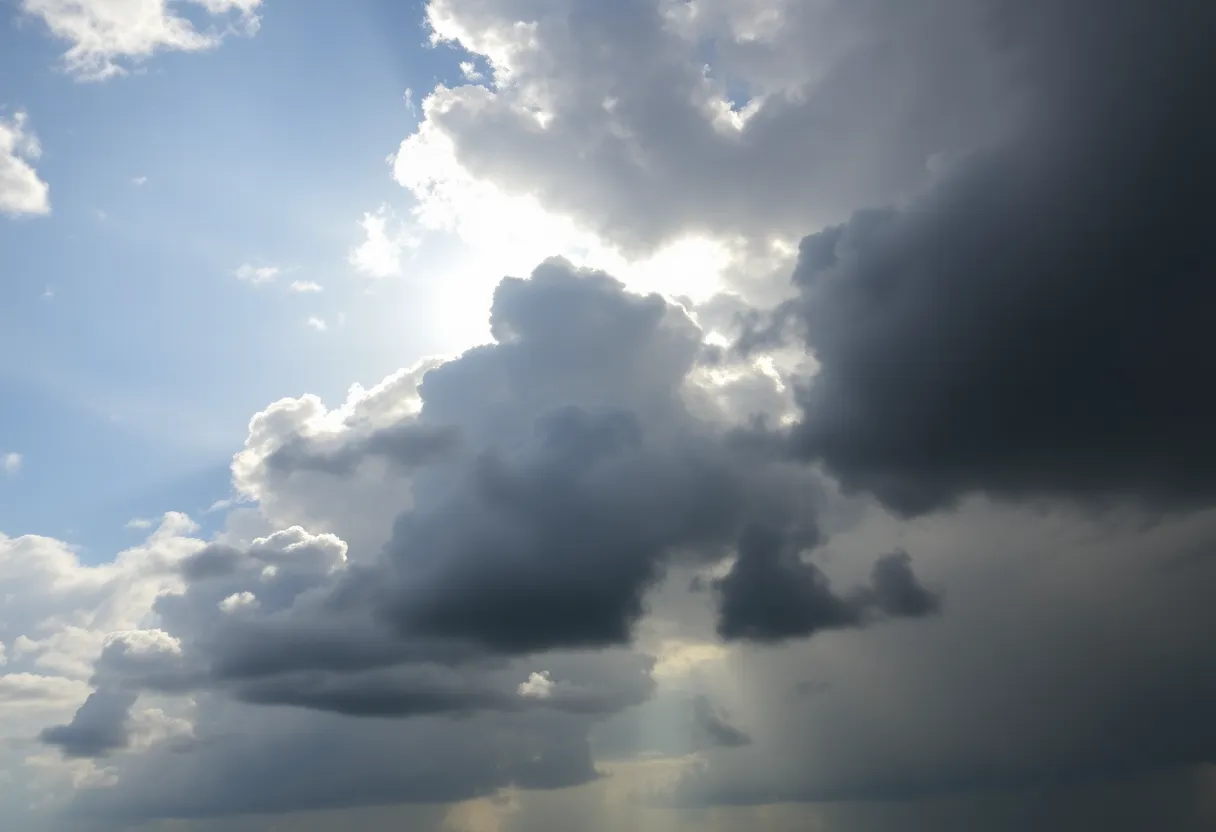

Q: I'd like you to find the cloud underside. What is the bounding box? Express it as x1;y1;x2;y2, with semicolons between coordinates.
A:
6;0;1216;829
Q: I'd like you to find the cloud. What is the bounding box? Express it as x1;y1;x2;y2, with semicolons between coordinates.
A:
518;671;554;700
691;695;750;749
19;0;263;81
306;316;328;332
21;262;930;826
2;452;22;474
290;280;323;293
713;525;938;643
131;175;147;186
233;263;280;284
348;206;414;278
39;689;138;758
0;112;50;217
766;0;1216;515
394;0;1013;256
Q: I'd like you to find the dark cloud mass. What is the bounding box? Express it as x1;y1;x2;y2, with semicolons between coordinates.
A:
715;525;939;642
43;260;930;764
784;0;1216;513
39;689;136;759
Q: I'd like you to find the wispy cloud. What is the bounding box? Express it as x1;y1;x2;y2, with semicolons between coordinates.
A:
289;281;322;293
234;263;281;284
3;452;22;475
348;206;415;279
22;0;264;82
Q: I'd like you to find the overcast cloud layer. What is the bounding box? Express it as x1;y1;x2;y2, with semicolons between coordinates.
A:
4;1;1216;831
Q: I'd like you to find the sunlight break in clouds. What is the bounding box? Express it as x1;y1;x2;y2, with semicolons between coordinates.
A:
0;111;50;217
20;0;263;81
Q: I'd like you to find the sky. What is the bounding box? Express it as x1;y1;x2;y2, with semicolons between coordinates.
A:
1;1;1214;830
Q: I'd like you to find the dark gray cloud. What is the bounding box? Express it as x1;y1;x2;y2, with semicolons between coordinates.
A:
39;689;136;759
779;0;1216;513
715;525;938;642
43;262;929;774
264;422;462;478
692;695;751;750
669;501;1216;818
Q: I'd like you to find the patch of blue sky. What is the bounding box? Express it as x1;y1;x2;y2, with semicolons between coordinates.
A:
0;1;484;558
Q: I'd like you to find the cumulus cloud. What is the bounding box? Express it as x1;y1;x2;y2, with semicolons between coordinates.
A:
19;0;263;81
58;265;918;733
8;2;1216;830
766;0;1216;515
714;525;938;643
394;0;1014;257
0;112;50;217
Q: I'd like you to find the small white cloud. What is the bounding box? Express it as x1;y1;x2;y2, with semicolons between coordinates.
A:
42;285;55;300
22;0;264;81
517;671;554;700
131;175;147;186
124;518;153;530
0;111;51;217
348;206;414;279
459;61;483;82
289;280;323;293
234;263;280;284
218;592;259;613
404;87;417;116
3;453;22;474
306;316;328;332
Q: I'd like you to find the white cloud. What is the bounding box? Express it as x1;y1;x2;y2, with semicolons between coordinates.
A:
348;206;414;278
234;263;280;284
459;60;483;81
2;453;22;475
517;671;554;699
20;0;264;81
124;518;153;530
289;280;323;293
218;591;259;613
306;316;328;332
131;175;147;186
0;111;51;217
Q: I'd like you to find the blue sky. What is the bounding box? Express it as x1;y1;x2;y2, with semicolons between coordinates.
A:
0;1;484;555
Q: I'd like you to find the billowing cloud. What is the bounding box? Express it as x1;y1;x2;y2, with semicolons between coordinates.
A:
7;1;1216;830
395;0;1015;257
19;0;263;81
771;0;1216;514
0;112;50;217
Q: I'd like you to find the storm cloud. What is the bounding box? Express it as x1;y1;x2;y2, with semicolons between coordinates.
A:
782;0;1216;513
